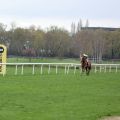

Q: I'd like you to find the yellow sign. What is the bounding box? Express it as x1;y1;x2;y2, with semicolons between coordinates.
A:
0;44;7;75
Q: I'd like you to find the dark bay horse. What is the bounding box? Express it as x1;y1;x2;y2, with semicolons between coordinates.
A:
81;57;91;75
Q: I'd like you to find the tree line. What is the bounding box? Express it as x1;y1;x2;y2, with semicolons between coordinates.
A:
0;22;120;62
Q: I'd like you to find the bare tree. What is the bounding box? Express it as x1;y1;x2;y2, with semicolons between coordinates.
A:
71;22;76;35
77;19;82;32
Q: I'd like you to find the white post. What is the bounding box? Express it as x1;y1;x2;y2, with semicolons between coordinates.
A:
65;65;67;74
21;65;24;75
32;65;35;75
41;65;43;74
79;65;82;73
95;65;97;73
116;66;118;73
80;66;82;73
15;65;18;75
74;66;76;74
56;65;58;74
3;73;5;77
100;66;102;72
104;65;106;73
67;65;69;74
48;64;50;74
109;66;111;72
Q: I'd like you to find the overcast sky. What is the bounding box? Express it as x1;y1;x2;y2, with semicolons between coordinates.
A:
0;0;120;31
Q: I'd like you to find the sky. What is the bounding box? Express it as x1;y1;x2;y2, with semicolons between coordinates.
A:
0;0;120;31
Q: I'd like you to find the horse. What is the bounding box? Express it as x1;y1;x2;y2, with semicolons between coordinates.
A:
81;57;91;75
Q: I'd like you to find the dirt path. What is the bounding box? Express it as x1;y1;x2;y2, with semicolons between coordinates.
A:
100;116;120;120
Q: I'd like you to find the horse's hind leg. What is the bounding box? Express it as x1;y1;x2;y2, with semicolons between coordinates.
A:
81;67;85;75
86;70;90;75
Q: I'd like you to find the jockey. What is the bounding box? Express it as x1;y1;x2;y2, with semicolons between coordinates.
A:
81;53;88;62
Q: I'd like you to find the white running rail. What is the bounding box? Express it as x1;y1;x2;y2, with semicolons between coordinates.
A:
0;63;120;75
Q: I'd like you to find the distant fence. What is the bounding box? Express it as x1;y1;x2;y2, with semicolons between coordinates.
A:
1;63;120;76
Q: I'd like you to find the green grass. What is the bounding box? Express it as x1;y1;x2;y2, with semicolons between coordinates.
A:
7;57;80;63
7;57;120;64
0;67;120;120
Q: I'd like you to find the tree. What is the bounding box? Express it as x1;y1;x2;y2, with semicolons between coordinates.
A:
71;22;76;35
73;29;93;57
44;26;70;57
92;30;105;63
77;19;82;32
104;31;120;59
9;28;26;56
32;29;45;57
0;23;7;44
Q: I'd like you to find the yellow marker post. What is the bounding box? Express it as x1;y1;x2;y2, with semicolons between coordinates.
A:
0;44;7;75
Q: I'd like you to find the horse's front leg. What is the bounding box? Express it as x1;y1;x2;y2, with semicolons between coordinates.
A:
81;66;85;75
81;66;85;72
86;67;90;75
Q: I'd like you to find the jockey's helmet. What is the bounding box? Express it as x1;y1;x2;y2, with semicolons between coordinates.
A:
83;54;88;57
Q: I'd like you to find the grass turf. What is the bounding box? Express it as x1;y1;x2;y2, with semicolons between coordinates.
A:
7;57;79;63
0;70;120;120
7;57;120;64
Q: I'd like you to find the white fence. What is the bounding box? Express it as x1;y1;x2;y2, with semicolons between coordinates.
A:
1;63;120;75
